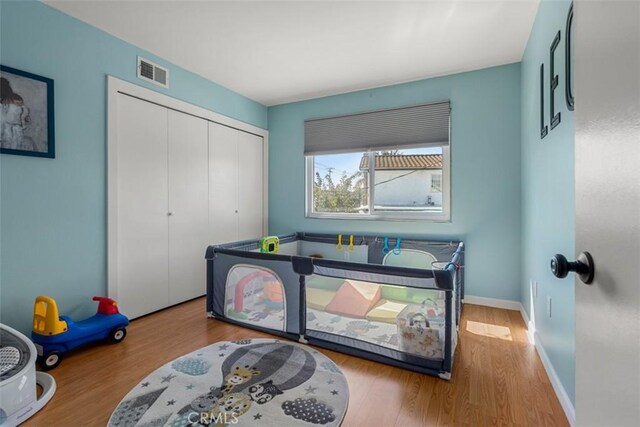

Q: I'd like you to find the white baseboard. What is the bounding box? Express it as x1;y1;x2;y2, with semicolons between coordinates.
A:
464;295;576;426
464;295;575;426
463;295;522;311
532;331;576;427
518;304;535;344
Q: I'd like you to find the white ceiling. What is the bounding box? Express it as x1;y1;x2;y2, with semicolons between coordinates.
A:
45;0;539;106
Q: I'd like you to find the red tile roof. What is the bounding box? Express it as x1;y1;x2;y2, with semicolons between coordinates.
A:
359;154;443;170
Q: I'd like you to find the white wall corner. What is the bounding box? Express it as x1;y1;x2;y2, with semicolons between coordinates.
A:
518;303;535;344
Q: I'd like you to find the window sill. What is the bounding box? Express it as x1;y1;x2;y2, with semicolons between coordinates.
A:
305;212;451;223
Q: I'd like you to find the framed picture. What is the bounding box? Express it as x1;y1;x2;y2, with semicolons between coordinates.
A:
0;65;55;158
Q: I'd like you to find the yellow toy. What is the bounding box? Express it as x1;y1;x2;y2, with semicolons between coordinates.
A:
31;295;129;370
33;295;68;336
347;235;355;252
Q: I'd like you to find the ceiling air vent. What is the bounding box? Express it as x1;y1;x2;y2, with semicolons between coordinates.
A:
137;57;169;88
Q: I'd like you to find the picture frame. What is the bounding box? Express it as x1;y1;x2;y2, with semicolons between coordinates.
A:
0;65;55;158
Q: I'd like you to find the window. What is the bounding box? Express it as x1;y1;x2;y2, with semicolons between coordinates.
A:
311;152;369;214
304;101;450;221
306;146;450;220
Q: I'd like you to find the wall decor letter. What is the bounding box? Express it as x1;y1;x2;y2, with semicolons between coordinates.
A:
540;63;548;139
549;31;561;129
565;3;574;111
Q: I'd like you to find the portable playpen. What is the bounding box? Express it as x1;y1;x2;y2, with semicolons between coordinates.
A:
206;233;464;379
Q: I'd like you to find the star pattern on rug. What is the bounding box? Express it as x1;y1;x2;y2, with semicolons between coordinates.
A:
113;339;348;427
161;374;176;383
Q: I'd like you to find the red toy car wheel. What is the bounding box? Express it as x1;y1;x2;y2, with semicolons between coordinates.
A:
39;351;62;371
109;327;127;343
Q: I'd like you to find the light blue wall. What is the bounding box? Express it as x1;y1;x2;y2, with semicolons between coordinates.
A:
521;0;575;404
268;64;522;302
0;1;267;334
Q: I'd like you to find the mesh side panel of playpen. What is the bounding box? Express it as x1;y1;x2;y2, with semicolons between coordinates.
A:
305;267;450;361
224;264;286;332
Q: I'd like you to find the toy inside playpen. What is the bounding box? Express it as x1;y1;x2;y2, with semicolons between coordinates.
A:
225;267;286;330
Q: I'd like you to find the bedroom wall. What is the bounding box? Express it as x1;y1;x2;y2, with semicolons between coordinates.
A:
521;0;575;407
0;1;267;334
268;63;522;302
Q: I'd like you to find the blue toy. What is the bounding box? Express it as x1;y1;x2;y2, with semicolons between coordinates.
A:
31;295;130;370
382;237;390;255
393;238;402;255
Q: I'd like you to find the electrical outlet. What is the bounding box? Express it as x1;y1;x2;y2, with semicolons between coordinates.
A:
547;296;552;318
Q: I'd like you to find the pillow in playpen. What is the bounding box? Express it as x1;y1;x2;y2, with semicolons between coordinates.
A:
381;286;444;304
325;280;382;318
366;300;408;324
306;288;337;311
306;275;346;292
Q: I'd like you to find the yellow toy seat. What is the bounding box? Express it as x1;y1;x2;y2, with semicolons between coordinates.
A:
33;295;68;336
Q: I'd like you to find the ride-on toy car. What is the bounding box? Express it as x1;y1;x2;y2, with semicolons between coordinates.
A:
31;295;129;370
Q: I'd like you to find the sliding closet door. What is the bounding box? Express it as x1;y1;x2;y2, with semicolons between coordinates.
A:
209;122;239;244
168;110;209;304
115;94;169;318
237;131;264;240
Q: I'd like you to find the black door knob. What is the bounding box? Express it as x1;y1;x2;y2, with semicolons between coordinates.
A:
550;252;595;284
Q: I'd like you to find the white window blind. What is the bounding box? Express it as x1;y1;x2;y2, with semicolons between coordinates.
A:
304;101;450;155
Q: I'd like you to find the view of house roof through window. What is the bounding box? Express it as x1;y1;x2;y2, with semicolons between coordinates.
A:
359;154;443;170
308;146;449;220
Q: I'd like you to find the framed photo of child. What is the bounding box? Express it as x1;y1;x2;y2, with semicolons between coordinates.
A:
0;65;55;158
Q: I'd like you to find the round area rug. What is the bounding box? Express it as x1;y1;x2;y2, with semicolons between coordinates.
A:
108;339;349;426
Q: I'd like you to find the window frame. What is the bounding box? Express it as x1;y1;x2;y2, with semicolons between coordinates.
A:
305;146;451;222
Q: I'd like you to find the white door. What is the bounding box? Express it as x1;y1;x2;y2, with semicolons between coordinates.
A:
574;2;640;425
168;110;209;304
115;95;169;318
237;131;264;240
209;122;240;244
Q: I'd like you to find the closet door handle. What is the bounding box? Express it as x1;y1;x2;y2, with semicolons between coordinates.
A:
167;212;174;216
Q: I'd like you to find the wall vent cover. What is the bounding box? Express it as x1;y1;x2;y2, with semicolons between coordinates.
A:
137;57;169;88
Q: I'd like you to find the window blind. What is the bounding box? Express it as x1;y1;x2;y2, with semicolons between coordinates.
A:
304;101;450;155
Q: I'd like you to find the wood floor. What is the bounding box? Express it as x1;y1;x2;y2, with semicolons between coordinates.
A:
25;298;568;426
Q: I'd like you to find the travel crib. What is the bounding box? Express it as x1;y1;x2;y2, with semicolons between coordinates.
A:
206;232;464;379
